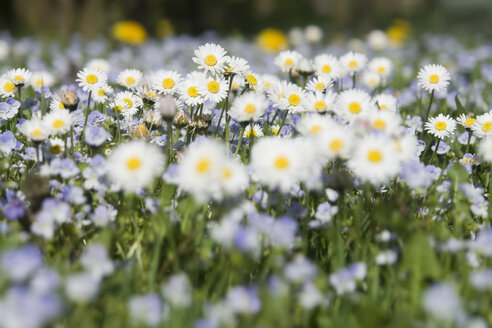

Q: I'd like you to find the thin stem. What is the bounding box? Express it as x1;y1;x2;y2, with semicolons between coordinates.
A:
234;125;246;158
465;130;473;154
423;90;435;123
166;121;173;163
249;120;255;147
277;110;288;135
81;91;92;138
215;75;234;136
352;73;356;89
269;109;279;125
431;138;441;163
70;126;74;156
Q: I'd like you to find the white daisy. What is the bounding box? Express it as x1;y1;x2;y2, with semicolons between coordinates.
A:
425;114;456;139
394;133;419;162
0;76;16;97
266;80;289;108
19;118;50;141
106;141;165;192
478;137;492;162
149;70;182;95
43;110;76;135
49;95;66;111
198;75;229;103
76;67;108;93
335;89;374;121
31;71;55;90
243;71;264;92
86;58;110;73
304;91;337;113
456;114;476;129
116;69;143;89
92;83;114;104
361;71;381;90
279;83;307;112
305;76;333;93
179;71;206;106
364;109;402;135
192;43;229;74
368;57;393;79
6;68;32;86
339;52;367;76
296;113;335;137
217;159;249;199
348;134;401;185
225;56;250;75
113;91;143;118
229;92;268;122
374;94;398;112
471;112;492;138
317;124;353;160
244;123;264;138
261;74;280;91
417;64;451;94
313;54;340;80
274;50;302;72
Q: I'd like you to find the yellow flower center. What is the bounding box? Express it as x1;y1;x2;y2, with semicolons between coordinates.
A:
50;145;62;154
58;102;65;109
367;150;383;163
221;168;232;179
435;121;447;131
379;104;388;110
315;82;324;91
32;129;42;138
274;156;289;169
123;98;133;108
126;157;142;171
125;77;136;85
3;82;15;92
244;104;256;114
372;119;386;130
348;102;361;114
97;89;106;96
288;94;301;106
482;122;492;132
14;75;23;82
246;129;257;138
196;158;211;173
309;125;322;135
314;101;326;111
35;79;43;87
284;58;294;67
187;86;198;97
52;119;64;129
330;139;343;151
429;74;440;84
246;75;257;86
465;118;475;126
322;65;331;73
162;78;175;89
377;66;386;73
207;81;220;93
204;55;217;66
348;60;358;68
86;74;98;84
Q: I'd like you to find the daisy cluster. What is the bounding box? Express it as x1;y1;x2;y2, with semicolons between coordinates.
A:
0;29;492;327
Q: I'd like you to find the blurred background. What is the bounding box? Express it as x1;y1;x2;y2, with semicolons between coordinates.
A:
0;0;491;40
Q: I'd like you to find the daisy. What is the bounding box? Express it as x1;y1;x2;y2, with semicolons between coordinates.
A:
76;67;108;93
417;64;451;94
244;123;264;138
313;54;340;80
106;140;165;192
19;118;50;141
296;113;335;137
225;56;250;75
364;109;402;135
176;138;225;202
86;58;110;73
217;159;249;199
31;71;55;90
113;91;143;118
478;137;492;162
179;72;206;106
48;138;65;154
374;94;398;112
279;83;307;112
368;57;393;79
394;133;419;162
339;52;367;76
317;125;353;160
43;110;76;135
6;68;32;86
251;137;305;192
304;91;337;113
0;77;16;97
198;75;229;103
229;92;268;122
261;74;280;91
149;70;182;95
137;82;159;103
92;83;114;104
361;71;381;90
456;113;476;129
274;50;302;72
348;134;401;185
425;114;456;139
335;89;374;121
243;71;264;92
116;69;143;89
192;43;229;74
230;77;245;92
471;112;492;138
305;76;333;93
266;80;289;108
295;57;315;75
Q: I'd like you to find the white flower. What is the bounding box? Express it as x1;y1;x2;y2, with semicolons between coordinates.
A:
471;112;492;138
422;283;462;323
417;64;451;93
278;82;307;112
19;119;50;141
243;71;265;92
304;91;337;113
0;77;16;97
106;141;165;192
305;76;333;93
31;71;55;90
425;114;456;139
230;92;268;122
197;75;229;103
116;69;143;89
5;68;32;86
364;109;402;135
244;123;264;138
316;124;353;160
225;56;250;75
76;67;108;93
367;30;388;50
178;71;206;106
361;71;381;90
368;57;392;79
313;54;340;80
217;159;249;199
374;93;398;111
43;110;75;135
296;113;335;137
149;69;182;95
92;83;113;104
274;50;302;72
86;58;110;73
113;91;143;118
339;51;367;76
478;137;492;162
456;113;476;129
192;43;229;74
335;89;374;121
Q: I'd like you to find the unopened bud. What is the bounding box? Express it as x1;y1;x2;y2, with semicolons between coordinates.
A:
60;89;80;111
156;96;178;121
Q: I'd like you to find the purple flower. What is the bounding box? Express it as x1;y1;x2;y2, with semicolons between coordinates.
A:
0;101;18;120
400;160;432;190
0;131;16;154
87;110;107;126
1;245;42;282
85;126;108;147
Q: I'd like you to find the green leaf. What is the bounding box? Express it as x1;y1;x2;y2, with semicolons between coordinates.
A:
455;95;465;115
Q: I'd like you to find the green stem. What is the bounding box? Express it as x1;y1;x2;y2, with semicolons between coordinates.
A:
234;125;246;158
166;121;173;163
277;110;288;135
465;130;473;154
423;90;435;124
81;91;92;139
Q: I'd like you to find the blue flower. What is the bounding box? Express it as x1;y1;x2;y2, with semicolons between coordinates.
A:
0;130;16;154
85;125;108;147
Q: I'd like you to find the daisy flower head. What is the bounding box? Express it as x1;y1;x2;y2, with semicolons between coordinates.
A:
425;114;456;139
137;81;159;103
274;50;302;72
176;138;226;202
361;71;381;90
335;89;374;121
86;58;110;73
471;112;492;138
417;64;451;94
313;54;340;80
0;76;16;97
305;90;337;113
179;71;206;106
6;68;32;86
92;83;114;104
43;110;76;135
230;92;268;122
260;74;280;91
456;113;476;129
279;82;307;112
197;75;229;103
374;94;398;112
225;56;250;75
394;133;419;163
243;71;264;92
295;56;315;75
113;91;143;118
107;140;165;192
348;134;401;185
217;159;249;199
317;124;353;160
31;71;55;90
364;109;402;136
76;67;108;93
244;123;264;138
296;113;336;137
192;43;229;75
305;76;333;93
340;51;367;76
19;118;50;142
478;137;492;162
251;137;305;192
116;69;143;89
149;70;182;96
368;57;393;79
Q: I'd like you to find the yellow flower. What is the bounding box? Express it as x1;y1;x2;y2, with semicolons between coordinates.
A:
256;28;288;53
112;21;147;45
386;19;411;47
156;19;174;38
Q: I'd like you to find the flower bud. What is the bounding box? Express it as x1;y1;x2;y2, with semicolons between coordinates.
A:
156;96;178;121
60;89;80;111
